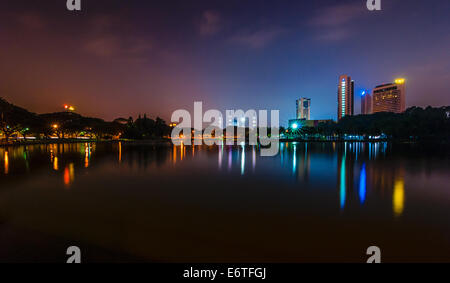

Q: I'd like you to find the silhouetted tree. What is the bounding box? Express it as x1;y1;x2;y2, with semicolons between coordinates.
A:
0;98;40;142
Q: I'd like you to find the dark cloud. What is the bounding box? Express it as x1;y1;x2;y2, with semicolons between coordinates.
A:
309;2;365;42
199;10;221;36
314;28;353;42
17;12;46;30
229;27;286;48
309;2;365;27
0;0;449;123
83;35;152;59
82;14;153;60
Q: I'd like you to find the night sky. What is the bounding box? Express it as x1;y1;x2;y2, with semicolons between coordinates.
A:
1;0;449;125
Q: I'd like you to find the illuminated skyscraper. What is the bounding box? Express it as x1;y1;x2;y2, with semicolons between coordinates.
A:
361;90;372;115
296;98;311;120
372;78;406;114
337;75;354;120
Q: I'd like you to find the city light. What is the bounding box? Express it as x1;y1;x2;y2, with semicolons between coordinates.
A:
64;167;70;185
241;143;245;175
118;142;122;163
359;164;367;204
395;78;406;84
393;179;405;216
340;155;346;209
84;143;90;168
4;151;9;175
64;163;75;187
64;104;76;111
0;0;448;266
341;78;346;118
53;156;59;171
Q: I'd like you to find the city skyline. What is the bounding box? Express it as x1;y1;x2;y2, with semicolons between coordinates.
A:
1;0;450;125
1;0;450;266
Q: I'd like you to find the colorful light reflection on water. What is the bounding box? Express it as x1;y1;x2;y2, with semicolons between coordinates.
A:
0;142;449;262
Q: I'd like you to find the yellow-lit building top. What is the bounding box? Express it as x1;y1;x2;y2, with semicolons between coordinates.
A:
395;78;405;84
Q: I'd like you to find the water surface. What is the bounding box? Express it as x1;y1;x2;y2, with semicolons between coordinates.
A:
0;142;449;262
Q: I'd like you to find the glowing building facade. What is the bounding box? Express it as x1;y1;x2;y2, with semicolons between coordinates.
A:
296;98;311;120
337;75;354;120
372;78;406;114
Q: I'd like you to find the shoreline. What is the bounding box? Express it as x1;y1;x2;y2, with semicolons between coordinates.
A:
0;138;447;147
279;138;449;144
0;139;172;148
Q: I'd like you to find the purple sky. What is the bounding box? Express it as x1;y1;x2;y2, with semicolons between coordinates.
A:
1;0;449;125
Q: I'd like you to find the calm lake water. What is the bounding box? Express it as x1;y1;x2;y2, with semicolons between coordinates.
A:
0;142;449;262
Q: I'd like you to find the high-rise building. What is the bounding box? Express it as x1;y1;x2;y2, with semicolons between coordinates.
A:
361;90;372;115
296;98;311;120
337;75;354;120
372;78;406;114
